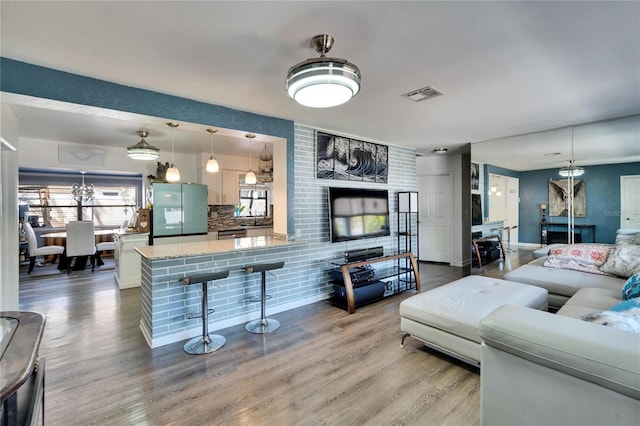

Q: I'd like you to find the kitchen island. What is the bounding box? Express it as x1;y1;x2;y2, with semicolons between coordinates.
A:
135;236;322;348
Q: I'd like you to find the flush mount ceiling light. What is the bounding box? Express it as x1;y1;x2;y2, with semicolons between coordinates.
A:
559;127;585;178
127;130;159;160
244;133;257;185
165;122;181;182
206;128;219;173
558;160;585;177
286;34;361;108
432;148;448;154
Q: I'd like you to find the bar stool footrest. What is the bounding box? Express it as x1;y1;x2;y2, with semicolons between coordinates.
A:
243;295;272;303
187;309;215;319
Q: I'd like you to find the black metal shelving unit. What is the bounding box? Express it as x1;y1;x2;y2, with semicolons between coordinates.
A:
396;191;419;293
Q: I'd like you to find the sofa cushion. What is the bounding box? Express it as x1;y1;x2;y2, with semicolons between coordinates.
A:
622;272;640;300
543;243;613;275
615;229;640;244
504;257;625;301
556;287;621;318
480;305;640;400
580;308;640;333
600;241;640;278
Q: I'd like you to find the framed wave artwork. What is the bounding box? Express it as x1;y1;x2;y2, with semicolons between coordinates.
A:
316;131;388;183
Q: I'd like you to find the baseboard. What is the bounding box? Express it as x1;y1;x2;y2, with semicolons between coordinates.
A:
517;242;544;249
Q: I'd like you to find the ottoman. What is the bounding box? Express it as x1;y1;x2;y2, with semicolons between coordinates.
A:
400;275;548;366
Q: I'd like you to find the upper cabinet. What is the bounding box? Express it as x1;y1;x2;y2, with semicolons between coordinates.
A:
198;167;221;204
198;168;242;205
221;170;241;205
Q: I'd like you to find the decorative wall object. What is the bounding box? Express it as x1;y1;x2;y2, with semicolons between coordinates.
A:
549;179;586;217
316;131;388;182
471;162;479;190
58;145;105;166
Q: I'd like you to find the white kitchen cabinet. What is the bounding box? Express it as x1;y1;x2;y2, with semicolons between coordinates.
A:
221;170;241;205
199;168;241;205
114;232;148;289
198;167;221;204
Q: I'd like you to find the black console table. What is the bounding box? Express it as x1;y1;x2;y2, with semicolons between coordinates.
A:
329;252;420;314
540;223;595;245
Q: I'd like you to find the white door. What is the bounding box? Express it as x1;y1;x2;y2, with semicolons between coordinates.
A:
488;174;519;247
621;175;640;229
505;176;520;246
418;174;451;262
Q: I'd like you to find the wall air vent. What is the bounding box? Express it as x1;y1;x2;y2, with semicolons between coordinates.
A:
402;86;444;102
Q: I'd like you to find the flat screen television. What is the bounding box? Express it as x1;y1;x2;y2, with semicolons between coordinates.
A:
329;187;390;243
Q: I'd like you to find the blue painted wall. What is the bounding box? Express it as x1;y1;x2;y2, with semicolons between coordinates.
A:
519;162;640;244
1;57;296;233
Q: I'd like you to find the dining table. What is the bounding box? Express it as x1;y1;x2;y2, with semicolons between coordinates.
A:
41;229;118;270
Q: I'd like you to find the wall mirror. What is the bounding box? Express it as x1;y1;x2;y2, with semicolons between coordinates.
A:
471;114;640;246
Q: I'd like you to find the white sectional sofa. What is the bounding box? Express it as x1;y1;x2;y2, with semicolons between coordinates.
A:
400;229;640;425
478;230;640;425
480;297;640;426
504;255;626;309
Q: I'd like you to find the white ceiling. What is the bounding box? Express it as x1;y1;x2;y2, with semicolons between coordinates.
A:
1;1;639;167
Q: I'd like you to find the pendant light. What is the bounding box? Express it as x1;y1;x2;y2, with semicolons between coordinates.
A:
165;122;180;182
244;133;257;185
286;34;361;108
127;130;159;160
206;128;220;173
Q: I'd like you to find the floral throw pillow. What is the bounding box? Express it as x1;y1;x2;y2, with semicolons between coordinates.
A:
622;272;640;300
543;243;614;275
600;241;640;278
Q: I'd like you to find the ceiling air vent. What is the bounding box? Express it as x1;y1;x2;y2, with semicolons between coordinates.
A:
402;86;444;102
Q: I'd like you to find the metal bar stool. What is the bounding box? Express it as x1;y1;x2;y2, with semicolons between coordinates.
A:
181;270;230;355
243;261;284;334
506;225;518;252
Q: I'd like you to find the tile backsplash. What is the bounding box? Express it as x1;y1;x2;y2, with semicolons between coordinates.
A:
207;205;273;229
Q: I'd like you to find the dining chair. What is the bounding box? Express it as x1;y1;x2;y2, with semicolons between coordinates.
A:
23;221;65;274
65;220;97;274
95;239;116;266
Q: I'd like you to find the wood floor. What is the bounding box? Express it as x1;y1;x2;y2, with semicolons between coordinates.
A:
17;248;534;426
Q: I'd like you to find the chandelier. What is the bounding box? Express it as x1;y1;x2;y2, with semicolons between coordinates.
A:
127;130;159;160
71;171;95;203
286;34;361;108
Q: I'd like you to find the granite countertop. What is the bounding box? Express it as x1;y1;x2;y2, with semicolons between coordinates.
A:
135;236;304;260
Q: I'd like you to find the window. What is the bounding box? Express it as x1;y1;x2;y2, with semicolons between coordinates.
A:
19;169;142;228
238;187;268;217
